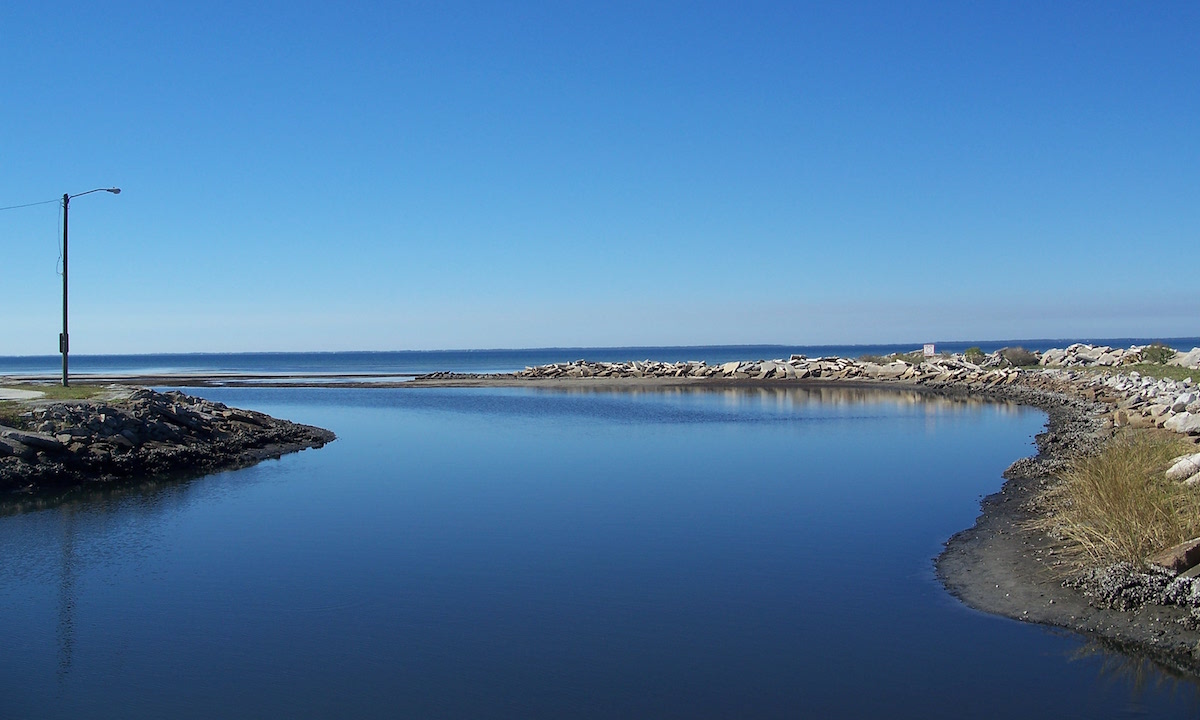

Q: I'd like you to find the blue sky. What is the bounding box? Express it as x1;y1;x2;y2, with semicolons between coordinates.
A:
2;1;1196;354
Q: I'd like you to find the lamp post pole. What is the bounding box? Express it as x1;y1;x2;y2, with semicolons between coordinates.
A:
61;188;120;387
61;194;69;387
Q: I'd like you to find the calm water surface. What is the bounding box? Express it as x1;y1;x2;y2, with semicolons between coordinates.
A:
1;386;1198;718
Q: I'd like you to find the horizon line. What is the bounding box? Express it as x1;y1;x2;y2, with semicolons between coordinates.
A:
3;335;1199;359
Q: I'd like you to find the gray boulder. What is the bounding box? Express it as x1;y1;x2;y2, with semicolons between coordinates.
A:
1167;453;1200;481
1164;412;1200;435
1174;348;1200;370
0;425;65;451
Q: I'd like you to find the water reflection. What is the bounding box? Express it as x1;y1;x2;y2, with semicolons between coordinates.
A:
0;457;248;519
56;506;76;680
529;382;1023;415
1072;634;1200;700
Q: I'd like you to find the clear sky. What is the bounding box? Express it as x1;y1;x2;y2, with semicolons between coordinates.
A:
2;1;1196;355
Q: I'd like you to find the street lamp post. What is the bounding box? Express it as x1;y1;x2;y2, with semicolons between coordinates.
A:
61;188;120;387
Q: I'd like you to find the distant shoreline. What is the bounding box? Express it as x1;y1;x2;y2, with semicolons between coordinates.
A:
3;337;1199;378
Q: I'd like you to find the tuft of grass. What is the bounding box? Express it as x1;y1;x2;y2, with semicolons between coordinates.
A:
0;400;23;427
964;346;985;364
1036;429;1200;567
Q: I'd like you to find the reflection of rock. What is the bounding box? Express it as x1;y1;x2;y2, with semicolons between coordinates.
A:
1;389;335;494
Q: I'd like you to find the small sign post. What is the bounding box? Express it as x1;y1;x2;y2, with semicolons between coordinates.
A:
923;343;936;358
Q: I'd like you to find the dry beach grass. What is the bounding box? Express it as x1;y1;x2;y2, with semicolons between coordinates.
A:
1035;428;1200;568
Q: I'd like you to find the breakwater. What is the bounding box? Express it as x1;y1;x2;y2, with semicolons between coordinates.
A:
468;343;1200;441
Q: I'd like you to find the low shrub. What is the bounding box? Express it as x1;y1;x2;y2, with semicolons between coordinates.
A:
964;346;985;364
1141;343;1176;365
998;346;1040;367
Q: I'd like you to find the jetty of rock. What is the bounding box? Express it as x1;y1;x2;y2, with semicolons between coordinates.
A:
1041;343;1200;369
507;344;1200;440
0;388;334;494
514;354;1027;384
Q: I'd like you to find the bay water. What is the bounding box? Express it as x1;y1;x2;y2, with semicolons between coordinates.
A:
1;385;1198;718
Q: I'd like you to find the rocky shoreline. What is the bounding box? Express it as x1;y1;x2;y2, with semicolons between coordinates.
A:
0;388;335;496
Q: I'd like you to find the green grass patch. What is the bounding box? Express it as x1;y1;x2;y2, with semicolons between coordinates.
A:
0;383;107;401
1037;429;1200;567
892;351;927;364
0;400;24;427
1088;364;1197;384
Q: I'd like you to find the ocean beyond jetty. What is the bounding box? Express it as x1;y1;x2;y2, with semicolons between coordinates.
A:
0;388;334;495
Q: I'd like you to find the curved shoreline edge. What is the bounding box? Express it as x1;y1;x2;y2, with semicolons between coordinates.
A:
933;383;1200;678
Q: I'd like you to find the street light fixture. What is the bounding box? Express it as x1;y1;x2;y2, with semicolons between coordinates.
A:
61;187;120;387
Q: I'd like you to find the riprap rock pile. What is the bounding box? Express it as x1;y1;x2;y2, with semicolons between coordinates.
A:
514;355;1026;386
1041;343;1200;369
0;388;335;493
1071;370;1200;434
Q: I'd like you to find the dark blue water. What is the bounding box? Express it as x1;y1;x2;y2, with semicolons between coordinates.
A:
1;386;1197;718
2;338;1197;377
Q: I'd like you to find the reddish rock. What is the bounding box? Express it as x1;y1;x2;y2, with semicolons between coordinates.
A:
1147;537;1200;573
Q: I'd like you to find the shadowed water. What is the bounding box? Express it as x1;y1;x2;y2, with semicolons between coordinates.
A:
1;386;1198;719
